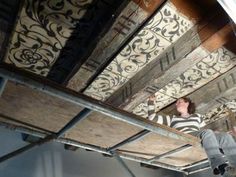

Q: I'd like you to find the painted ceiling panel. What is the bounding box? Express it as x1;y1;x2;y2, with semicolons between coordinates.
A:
106;30;171;79
84;69;129;100
193;67;236;114
145;3;193;43
4;0;94;75
84;2;193;101
67;0;163;91
123;26;234;112
204;100;236;123
132;47;236;118
108;31;207;110
6;32;59;75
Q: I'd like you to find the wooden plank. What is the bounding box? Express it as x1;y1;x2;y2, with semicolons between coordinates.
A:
119;145;206;166
119;132;188;157
158;146;206;166
0;81;84;132
0;79;199;144
117;132;206;166
64;112;142;148
0;79;207;166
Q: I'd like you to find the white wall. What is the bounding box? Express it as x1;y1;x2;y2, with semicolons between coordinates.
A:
0;128;183;177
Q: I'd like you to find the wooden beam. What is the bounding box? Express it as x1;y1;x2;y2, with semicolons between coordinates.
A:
67;0;166;91
160;65;236;116
160;38;236;116
106;9;232;111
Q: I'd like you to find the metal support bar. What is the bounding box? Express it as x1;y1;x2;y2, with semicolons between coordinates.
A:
0;134;55;163
107;129;150;152
148;144;192;162
187;166;210;175
0;108;92;163
0;77;7;96
56;108;91;137
113;152;136;177
180;159;209;170
0;66;198;145
0;120;187;173
120;153;187;175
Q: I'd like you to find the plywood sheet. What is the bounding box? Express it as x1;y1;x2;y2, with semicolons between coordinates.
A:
0;81;205;167
118;132;206;166
158;146;207;166
0;81;83;132
120;132;186;157
65;112;142;148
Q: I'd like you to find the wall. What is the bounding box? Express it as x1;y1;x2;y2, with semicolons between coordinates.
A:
0;127;183;177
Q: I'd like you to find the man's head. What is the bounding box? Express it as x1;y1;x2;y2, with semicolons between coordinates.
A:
175;97;195;114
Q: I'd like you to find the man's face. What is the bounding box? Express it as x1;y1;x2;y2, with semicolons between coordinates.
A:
175;98;189;113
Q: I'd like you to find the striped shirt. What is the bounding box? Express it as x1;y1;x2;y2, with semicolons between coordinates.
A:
148;100;206;134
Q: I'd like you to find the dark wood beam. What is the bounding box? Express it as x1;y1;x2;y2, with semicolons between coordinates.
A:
47;0;130;84
106;8;232;111
160;38;236;116
67;0;166;91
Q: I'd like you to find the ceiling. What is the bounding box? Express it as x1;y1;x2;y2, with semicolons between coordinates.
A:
1;0;236;125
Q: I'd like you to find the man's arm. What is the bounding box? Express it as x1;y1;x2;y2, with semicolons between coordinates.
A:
147;95;172;126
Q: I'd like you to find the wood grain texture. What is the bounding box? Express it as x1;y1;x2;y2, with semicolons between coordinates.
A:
0;82;204;165
0;81;83;132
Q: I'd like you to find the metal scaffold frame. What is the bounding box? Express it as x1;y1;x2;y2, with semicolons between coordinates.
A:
0;65;206;175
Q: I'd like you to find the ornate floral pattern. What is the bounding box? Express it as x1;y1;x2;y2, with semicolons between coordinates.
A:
84;69;128;100
5;0;93;76
146;3;192;42
132;47;236;118
84;2;193;100
204;100;236;123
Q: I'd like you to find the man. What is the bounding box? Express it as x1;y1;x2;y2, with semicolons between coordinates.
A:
148;96;236;176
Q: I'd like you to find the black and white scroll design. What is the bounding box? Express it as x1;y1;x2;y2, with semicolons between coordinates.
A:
133;47;236;117
146;3;191;43
5;0;92;75
204;100;236;123
107;3;192;79
85;2;192;101
84;69;128;100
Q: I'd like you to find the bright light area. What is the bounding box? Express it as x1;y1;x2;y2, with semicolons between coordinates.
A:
218;0;236;23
